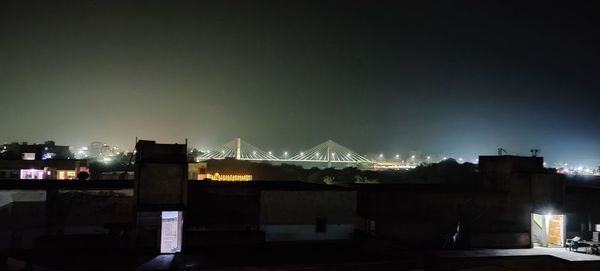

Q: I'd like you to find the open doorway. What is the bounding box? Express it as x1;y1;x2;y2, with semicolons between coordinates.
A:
531;213;565;247
160;211;183;253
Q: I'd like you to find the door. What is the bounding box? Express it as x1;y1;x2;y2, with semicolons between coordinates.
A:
160;211;183;253
548;215;563;246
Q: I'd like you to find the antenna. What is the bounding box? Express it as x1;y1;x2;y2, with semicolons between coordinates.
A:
530;148;539;157
497;148;507;156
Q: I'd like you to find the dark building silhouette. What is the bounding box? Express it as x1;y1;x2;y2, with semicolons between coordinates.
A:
1;142;599;270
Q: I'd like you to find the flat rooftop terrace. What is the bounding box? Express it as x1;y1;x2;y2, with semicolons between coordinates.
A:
431;247;600;262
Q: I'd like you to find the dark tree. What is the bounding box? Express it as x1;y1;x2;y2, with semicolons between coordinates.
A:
77;171;90;181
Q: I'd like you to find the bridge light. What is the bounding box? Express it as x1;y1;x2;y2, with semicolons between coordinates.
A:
268;151;272;155
331;153;335;156
347;153;351;157
301;152;304;156
379;154;383;158
427;156;431;160
411;155;415;159
221;150;225;154
253;151;256;155
284;151;288;156
395;154;399;158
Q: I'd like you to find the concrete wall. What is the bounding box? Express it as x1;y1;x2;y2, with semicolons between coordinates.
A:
0;189;135;250
357;186;533;249
531;173;565;213
135;163;187;207
259;190;356;242
186;183;260;230
0;190;47;250
564;185;600;239
134;140;188;209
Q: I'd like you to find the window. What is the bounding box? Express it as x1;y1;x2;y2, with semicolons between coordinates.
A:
315;217;327;233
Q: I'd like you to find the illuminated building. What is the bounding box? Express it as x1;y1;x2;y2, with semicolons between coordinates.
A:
189;162;253;181
0;159;89;180
1;141;73;161
205;172;253;181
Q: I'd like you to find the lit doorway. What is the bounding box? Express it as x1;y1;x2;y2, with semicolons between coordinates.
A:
160;211;183;253
531;213;565;247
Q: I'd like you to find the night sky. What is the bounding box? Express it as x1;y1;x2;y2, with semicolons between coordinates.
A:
1;1;599;166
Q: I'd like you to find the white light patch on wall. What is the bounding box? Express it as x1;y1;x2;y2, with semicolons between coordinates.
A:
22;153;36;160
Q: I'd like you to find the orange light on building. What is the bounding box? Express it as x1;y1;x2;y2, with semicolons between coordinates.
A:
206;172;252;181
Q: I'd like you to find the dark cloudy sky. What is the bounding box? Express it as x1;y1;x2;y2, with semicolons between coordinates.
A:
1;1;599;166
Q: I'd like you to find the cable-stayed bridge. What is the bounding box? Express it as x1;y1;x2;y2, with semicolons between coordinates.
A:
196;138;373;167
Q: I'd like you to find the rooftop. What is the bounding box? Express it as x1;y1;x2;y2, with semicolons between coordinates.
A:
431;247;600;262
